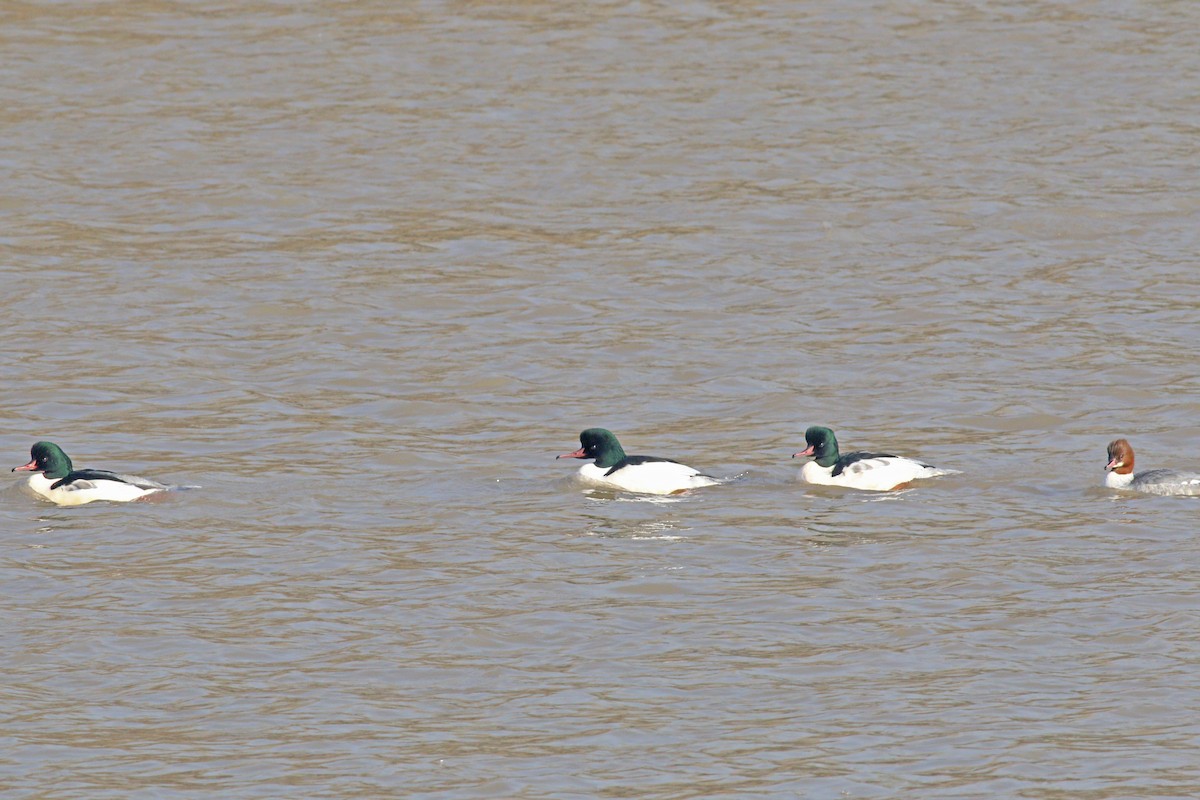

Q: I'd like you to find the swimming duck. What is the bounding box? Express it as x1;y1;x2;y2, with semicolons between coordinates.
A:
557;428;719;495
12;441;171;505
792;425;955;491
1104;438;1200;496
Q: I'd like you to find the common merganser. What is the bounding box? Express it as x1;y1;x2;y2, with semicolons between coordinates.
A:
1104;439;1200;496
12;441;172;505
792;426;955;491
557;428;719;495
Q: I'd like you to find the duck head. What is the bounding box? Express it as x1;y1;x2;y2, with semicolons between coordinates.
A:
557;428;627;469
792;425;840;468
1105;439;1134;475
13;441;73;480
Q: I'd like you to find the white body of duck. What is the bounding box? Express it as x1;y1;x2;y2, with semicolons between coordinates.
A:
558;428;719;495
13;441;170;506
793;426;955;492
1104;439;1200;496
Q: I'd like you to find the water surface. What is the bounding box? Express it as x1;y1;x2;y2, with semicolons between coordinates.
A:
2;1;1200;797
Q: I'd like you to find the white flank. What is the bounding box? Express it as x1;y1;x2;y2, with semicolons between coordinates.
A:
1108;468;1200;496
577;462;719;495
21;472;166;506
800;456;951;492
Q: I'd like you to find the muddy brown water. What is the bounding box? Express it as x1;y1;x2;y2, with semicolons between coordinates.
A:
2;2;1200;797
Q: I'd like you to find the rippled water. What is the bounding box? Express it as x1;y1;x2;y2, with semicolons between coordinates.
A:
3;1;1200;797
